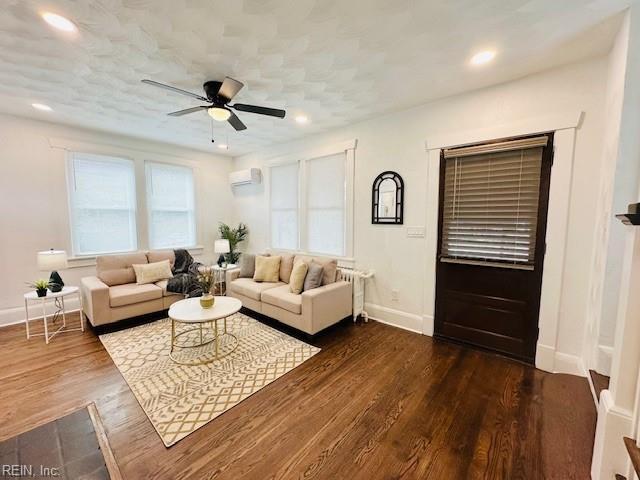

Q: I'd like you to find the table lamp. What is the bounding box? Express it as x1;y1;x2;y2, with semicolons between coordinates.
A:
214;239;231;267
37;249;68;292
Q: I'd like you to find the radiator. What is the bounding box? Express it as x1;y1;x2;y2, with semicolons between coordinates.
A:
338;268;374;322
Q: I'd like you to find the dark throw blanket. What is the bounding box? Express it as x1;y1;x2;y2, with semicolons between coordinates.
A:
167;249;204;297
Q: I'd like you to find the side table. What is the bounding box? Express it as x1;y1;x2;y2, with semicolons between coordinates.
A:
24;286;85;344
212;264;236;295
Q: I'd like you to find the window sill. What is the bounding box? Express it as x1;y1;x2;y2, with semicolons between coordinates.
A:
67;246;205;268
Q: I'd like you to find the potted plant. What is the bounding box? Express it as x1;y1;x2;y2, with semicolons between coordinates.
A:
27;279;51;297
197;266;215;309
218;222;248;265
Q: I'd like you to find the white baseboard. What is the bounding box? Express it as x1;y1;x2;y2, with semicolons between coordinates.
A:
591;389;633;479
422;314;434;336
554;351;587;377
0;297;82;328
364;303;423;334
596;344;613;376
535;343;556;372
535;342;586;376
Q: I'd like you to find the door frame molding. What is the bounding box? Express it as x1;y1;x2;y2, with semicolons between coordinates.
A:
423;111;584;375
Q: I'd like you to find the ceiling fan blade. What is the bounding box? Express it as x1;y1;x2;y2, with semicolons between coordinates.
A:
167;106;209;116
227;111;247;131
141;79;208;102
218;77;244;102
232;103;286;118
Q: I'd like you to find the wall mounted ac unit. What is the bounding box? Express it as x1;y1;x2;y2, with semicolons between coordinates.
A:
229;168;261;186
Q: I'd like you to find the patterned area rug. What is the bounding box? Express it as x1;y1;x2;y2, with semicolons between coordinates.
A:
99;313;320;447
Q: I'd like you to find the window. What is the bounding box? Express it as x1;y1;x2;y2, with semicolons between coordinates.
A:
306;153;346;256
269;148;352;257
440;136;548;268
146;162;196;249
67;153;137;255
270;162;299;250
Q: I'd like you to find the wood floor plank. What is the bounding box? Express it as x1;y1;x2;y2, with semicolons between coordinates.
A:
0;313;595;479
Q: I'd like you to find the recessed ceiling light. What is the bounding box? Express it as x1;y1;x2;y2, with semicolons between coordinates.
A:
295;115;309;124
218;144;229;150
470;50;496;66
32;103;52;112
41;12;77;33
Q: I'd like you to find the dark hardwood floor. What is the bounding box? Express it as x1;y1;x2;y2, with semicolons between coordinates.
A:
0;313;596;479
589;369;611;402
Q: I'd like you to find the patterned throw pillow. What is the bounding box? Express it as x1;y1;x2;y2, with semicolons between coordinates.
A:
303;263;324;291
289;261;309;294
132;260;173;285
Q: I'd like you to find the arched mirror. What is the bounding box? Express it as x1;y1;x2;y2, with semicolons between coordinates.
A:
372;171;404;224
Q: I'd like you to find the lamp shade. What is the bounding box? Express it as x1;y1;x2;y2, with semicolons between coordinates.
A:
214;239;230;254
37;249;68;271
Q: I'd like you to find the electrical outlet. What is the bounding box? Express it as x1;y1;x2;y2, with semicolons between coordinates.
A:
391;289;399;301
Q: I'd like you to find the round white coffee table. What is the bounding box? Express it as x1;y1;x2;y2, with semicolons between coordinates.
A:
168;296;241;366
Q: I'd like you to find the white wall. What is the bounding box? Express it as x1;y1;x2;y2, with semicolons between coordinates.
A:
233;57;608;368
0;114;234;326
592;5;640;478
586;12;632;376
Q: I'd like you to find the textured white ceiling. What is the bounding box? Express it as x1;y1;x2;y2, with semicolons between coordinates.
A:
0;0;630;156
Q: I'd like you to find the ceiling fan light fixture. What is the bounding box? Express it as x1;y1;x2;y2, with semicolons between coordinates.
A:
208;106;231;122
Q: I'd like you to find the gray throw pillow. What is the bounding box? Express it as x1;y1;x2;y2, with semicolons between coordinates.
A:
303;263;324;291
239;254;256;278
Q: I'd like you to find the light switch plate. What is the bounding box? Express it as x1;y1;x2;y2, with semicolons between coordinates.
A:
407;226;425;238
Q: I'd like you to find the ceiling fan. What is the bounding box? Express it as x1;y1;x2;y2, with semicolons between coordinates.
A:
141;77;286;132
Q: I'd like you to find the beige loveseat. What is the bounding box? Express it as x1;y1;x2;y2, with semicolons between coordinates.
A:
226;254;353;335
81;250;182;327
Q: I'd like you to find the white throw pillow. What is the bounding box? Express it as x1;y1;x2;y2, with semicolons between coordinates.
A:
132;260;173;285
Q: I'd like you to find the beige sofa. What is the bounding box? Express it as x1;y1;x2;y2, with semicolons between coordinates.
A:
226;254;353;335
81;250;183;327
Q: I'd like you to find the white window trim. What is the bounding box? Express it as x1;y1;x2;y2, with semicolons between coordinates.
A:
65;153;139;257
266;139;357;261
145;160;198;250
55;138;204;266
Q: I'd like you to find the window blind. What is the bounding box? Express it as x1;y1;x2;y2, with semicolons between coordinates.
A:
146;162;196;249
440;136;547;269
68;153;137;255
270;162;299;250
305;153;346;256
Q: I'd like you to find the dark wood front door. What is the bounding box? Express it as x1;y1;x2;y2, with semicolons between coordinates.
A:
434;134;554;364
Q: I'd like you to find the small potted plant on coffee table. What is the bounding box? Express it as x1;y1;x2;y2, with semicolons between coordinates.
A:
27;279;51;297
197;266;215;309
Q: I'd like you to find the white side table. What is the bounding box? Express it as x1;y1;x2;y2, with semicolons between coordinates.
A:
212;264;236;295
24;286;84;344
